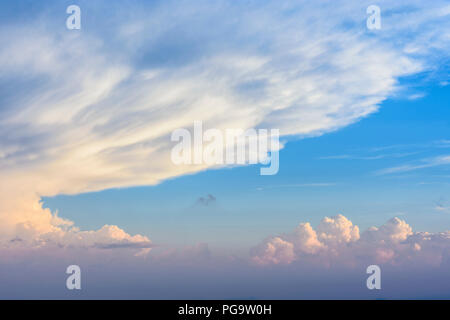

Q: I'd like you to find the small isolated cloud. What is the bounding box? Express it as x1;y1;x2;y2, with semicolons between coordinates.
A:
407;93;426;100
251;214;450;267
195;194;217;207
435;197;450;214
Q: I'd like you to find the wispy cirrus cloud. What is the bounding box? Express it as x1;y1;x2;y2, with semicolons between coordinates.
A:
256;183;336;191
319;139;450;161
319;152;419;160
377;155;450;175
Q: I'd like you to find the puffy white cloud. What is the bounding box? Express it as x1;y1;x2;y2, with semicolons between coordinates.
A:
251;215;450;267
0;185;152;254
360;217;412;244
42;225;152;250
0;0;449;248
9;216;152;255
316;214;360;245
251;237;296;265
289;223;324;254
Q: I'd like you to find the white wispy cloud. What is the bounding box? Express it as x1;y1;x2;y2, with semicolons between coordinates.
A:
319;139;450;161
319;152;419;160
377;155;450;174
256;183;337;191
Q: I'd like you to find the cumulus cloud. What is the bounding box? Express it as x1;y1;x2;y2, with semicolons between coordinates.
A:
251;214;450;267
10;216;153;255
252;237;296;265
316;214;360;245
0;0;450;249
288;223;324;254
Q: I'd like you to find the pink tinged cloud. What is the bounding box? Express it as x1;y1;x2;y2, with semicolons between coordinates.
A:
251;215;450;267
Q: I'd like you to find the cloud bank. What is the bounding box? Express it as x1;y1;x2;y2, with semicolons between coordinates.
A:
252;214;450;267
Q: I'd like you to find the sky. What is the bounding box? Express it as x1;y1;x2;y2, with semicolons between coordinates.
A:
0;0;450;299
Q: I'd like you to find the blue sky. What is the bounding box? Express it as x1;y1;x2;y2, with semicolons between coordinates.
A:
1;0;450;299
